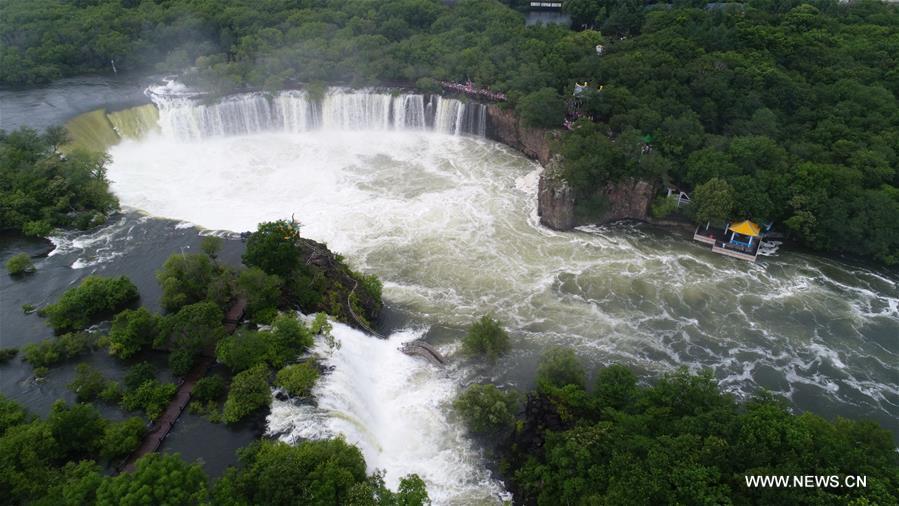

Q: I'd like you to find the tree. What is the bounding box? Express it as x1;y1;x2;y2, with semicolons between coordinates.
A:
691;178;736;225
23;332;96;369
100;417;145;461
95;453;209;505
156;253;219;312
237;267;283;322
0;396;30;437
275;362;319;398
453;384;518;434
242;220;302;278
105;307;161;359
213;439;367;505
159;301;225;376
42;276;139;332
536;347;586;391
5;253;35;275
593;364;637;411
517;88;566;129
216;330;269;373
223;364;270;424
193;375;227;404
201;236;223;258
47;401;107;462
266;314;314;367
461;315;510;359
120;380;176;420
68;363;110;402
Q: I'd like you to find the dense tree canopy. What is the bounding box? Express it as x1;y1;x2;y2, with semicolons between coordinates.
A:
495;358;899;505
0;128;117;236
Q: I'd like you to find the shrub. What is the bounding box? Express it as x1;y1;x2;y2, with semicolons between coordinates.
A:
22;332;95;369
42;276;139;332
650;195;679;219
21;304;35;314
100;417;145;461
454;384;519;434
0;348;18;363
462;315;510;359
99;382;123;403
6;253;35;275
68;363;109;402
223;364;270;424
105;308;161;359
536;347;586;391
275;362;319;398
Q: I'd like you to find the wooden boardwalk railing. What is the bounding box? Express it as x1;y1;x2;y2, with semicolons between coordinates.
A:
120;296;247;473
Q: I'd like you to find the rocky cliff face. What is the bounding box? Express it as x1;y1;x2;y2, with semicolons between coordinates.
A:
486;104;655;230
486;105;552;165
594;178;655;224
537;157;575;230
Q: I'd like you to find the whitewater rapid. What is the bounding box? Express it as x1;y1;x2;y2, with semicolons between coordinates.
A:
267;323;507;504
102;89;899;502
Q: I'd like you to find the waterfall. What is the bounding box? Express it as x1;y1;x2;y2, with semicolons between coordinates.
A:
432;96;487;137
266;323;508;504
148;86;486;140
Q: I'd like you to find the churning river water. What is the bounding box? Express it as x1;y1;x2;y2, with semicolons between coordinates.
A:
1;79;897;504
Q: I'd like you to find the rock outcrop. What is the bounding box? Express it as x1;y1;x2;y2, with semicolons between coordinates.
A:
488;104;657;230
537;157;576;230
295;237;381;328
593;178;656;224
486;105;553;165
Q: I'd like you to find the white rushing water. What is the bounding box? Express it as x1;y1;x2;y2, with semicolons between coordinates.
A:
150;86;487;140
105;89;899;503
268;323;507;504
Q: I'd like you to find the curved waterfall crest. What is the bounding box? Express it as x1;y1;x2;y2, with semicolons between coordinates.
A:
148;85;487;140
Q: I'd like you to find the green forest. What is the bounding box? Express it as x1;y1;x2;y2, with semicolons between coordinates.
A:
2;0;899;262
455;350;899;505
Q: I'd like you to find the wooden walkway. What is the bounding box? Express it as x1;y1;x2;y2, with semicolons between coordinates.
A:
120;297;247;472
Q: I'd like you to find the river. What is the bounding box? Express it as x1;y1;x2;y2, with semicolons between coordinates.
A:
1;79;897;504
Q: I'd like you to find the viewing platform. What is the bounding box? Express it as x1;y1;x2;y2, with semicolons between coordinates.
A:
694;220;766;262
